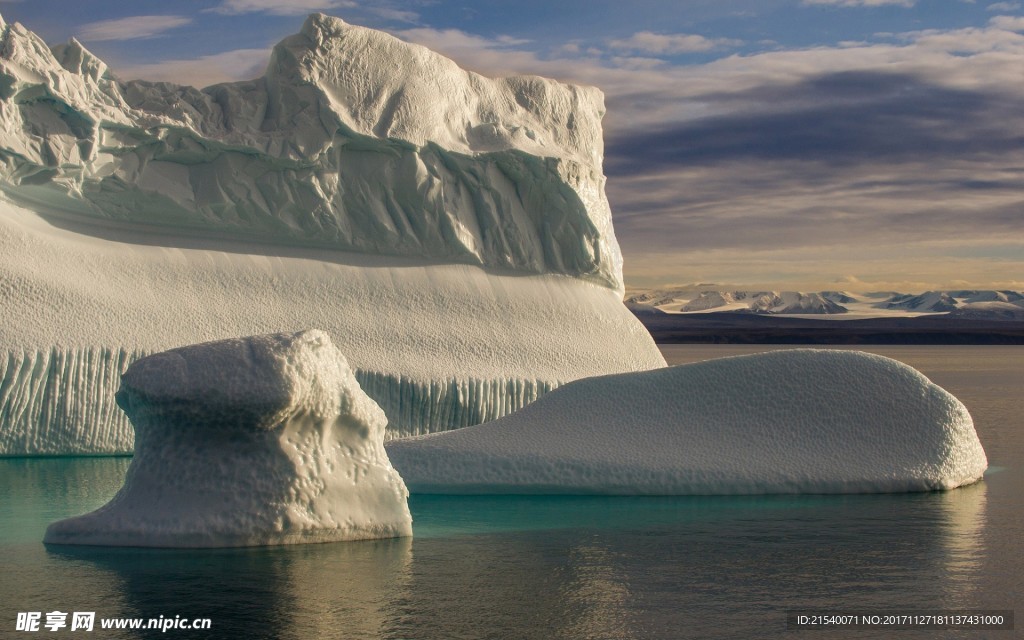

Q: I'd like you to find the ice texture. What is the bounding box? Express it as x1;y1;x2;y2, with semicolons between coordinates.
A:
387;350;989;495
44;331;412;547
0;13;666;454
0;13;620;286
0;199;659;454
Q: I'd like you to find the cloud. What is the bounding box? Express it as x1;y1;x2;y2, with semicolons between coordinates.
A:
115;48;272;87
604;71;1021;172
369;7;420;24
208;0;357;15
609;56;668;70
207;0;419;22
609;31;742;54
802;0;915;7
987;1;1022;10
989;14;1024;30
77;15;191;42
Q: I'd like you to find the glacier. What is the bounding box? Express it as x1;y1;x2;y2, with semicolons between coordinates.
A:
0;13;665;454
386;350;988;495
44;331;412;547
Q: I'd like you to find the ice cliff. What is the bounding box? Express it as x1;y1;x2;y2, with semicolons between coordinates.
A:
0;12;618;284
0;14;665;454
387;350;989;495
44;331;412;547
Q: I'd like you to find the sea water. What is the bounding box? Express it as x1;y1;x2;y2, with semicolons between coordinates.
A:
0;345;1020;639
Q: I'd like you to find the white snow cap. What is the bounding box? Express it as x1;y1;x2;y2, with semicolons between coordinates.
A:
44;331;412;547
387;350;988;495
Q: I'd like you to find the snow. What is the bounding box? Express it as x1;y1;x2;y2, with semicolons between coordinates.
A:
386;349;988;495
887;291;958;313
0;14;666;455
0;200;663;455
44;331;412;547
961;290;1023;304
948;302;1024;321
625;287;1024;319
0;13;620;287
681;291;737;312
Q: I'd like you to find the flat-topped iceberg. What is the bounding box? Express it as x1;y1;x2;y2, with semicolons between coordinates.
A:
44;331;412;547
0;13;665;455
386;350;988;495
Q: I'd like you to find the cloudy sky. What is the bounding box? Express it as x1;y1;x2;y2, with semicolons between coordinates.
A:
4;0;1022;292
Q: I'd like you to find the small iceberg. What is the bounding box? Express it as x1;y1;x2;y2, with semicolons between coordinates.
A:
386;350;987;495
44;331;412;547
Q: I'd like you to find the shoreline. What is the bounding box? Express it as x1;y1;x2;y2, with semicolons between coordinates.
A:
636;313;1024;345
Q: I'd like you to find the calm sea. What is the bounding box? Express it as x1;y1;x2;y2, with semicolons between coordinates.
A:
1;345;1020;639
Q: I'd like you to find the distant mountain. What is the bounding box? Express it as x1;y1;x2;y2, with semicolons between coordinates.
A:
747;292;848;315
681;291;738;312
624;288;1024;321
947;302;1024;321
959;290;1024;304
886;291;958;312
821;291;859;304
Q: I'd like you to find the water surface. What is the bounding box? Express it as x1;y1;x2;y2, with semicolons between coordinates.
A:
1;345;1019;638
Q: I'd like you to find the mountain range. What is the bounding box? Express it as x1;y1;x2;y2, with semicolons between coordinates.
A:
625;289;1024;321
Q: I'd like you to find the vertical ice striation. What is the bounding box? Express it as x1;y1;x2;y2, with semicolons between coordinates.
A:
0;348;141;454
0;14;666;455
0;345;558;455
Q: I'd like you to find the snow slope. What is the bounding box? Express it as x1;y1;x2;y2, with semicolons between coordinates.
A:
44;331;412;547
387;350;988;495
0;14;665;455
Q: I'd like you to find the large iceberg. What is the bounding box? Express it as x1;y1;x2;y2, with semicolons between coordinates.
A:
44;330;412;547
0;13;665;454
386;350;988;495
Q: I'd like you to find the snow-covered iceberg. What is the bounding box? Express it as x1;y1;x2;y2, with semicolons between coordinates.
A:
0;13;665;454
44;330;412;547
386;350;988;495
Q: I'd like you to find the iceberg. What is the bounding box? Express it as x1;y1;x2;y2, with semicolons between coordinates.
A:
386;350;988;495
44;330;412;547
0;13;665;454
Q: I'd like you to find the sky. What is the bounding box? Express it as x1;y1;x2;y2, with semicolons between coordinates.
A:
2;0;1022;293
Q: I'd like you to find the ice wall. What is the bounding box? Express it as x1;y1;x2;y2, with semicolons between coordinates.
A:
0;346;557;455
387;350;989;495
0;348;141;454
0;13;620;287
44;331;412;547
0;198;661;455
0;13;666;454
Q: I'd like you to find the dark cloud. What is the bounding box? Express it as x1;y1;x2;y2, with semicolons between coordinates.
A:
605;70;1022;176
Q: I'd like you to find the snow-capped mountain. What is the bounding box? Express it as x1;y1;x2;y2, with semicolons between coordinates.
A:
625;288;1024;319
886;292;958;313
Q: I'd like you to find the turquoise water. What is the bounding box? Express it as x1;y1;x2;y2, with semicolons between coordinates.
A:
1;346;1020;638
